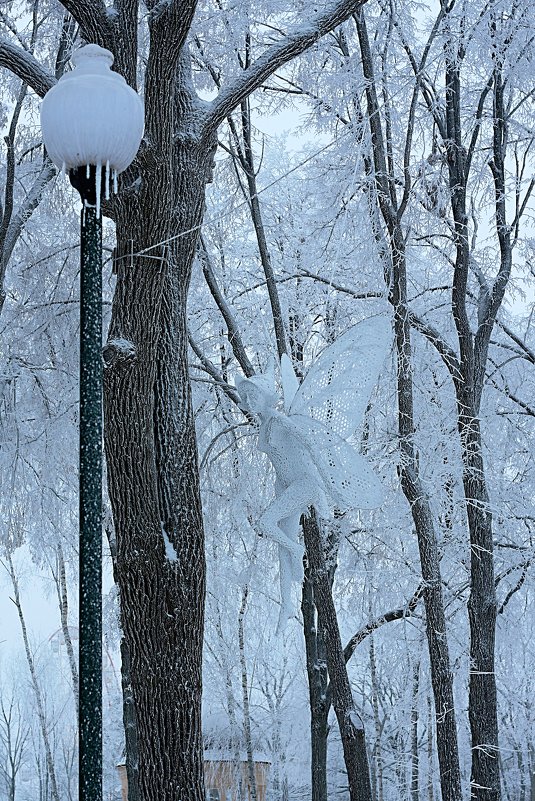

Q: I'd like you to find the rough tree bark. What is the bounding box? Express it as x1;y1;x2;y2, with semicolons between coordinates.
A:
301;562;330;801
303;513;373;801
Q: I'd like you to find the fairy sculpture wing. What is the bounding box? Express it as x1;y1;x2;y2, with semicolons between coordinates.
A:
288;316;391;440
280;353;299;412
291;414;384;510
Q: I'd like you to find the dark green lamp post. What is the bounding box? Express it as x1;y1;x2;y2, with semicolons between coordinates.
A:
40;45;144;801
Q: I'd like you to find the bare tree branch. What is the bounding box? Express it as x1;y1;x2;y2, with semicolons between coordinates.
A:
324;583;425;713
204;0;370;133
494;319;535;365
407;311;461;381
198;238;255;378
497;561;532;615
0;39;54;97
1;158;56;285
188;332;241;406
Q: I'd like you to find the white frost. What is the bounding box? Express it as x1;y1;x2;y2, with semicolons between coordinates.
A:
348;708;364;732
161;525;178;563
106;338;136;357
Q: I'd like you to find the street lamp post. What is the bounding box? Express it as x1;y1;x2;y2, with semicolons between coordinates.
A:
40;45;144;801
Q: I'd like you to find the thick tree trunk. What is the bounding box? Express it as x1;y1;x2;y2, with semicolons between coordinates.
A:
104;126;212;799
302;513;373;801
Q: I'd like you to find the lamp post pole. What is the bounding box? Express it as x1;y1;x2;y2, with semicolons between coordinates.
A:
70;166;103;801
40;43;144;801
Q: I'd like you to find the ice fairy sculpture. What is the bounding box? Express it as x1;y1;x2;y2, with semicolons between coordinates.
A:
235;315;391;629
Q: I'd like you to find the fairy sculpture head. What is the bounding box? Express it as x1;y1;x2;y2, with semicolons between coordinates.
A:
235;368;279;415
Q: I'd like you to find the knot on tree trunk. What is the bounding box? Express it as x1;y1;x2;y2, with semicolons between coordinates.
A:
102;338;137;370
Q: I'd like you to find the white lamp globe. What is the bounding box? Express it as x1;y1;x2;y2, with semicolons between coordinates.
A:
40;44;144;175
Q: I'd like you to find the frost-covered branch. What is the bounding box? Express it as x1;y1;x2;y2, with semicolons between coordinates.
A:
198;239;254;378
0;157;56;295
0;83;27;267
324;583;425;713
295;267;383;301
497;560;532;614
204;0;370;133
0;39;54;97
407;311;461;382
342;583;424;665
494;320;535;366
188;332;241;406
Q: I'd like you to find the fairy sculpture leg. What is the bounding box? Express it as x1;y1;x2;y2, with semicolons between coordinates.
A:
275;508;303;632
258;478;325;575
277;543;295;633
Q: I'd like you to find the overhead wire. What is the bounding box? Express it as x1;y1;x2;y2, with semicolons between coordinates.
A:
114;125;357;264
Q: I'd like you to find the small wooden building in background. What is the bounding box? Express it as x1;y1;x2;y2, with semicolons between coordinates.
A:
204;751;271;801
117;753;270;801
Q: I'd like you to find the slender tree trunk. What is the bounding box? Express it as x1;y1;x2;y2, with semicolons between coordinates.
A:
5;553;61;801
106;520;140;801
0;698;28;801
303;513;373;801
301;560;330;801
238;587;258;801
410;659;420;801
219;622;245;801
239;96;287;360
427;695;435;801
354;12;462;800
443;23;502;798
267;686;287;801
390;233;462;801
120;639;139;801
369;633;383;801
53;543;79;717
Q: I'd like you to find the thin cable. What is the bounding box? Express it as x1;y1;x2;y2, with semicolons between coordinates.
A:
116;127;356;263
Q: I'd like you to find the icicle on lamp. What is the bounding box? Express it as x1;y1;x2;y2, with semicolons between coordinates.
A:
40;44;143;801
41;43;144;213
